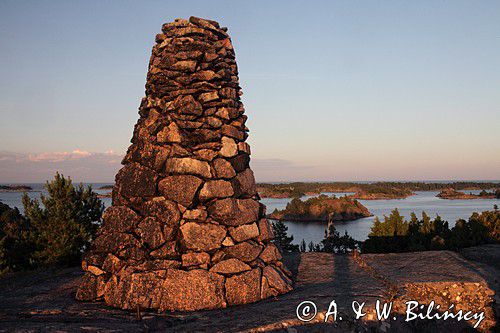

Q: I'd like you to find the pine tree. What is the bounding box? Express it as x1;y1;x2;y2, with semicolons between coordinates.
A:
385;209;408;236
271;220;298;253
420;211;432;234
23;173;104;266
299;239;306;252
321;224;357;253
369;216;384;236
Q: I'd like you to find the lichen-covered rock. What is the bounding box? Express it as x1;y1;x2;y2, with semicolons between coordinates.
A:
161;269;226;311
257;218;274;242
232;168;257;197
140;197;180;226
199;179;234;201
180;222;226;252
182;252;210;267
136;217;166;249
101;206;140;233
210;258;251;275
213;158;236;178
76;273;99;301
259;243;282;263
220;136;238;157
127;272;165;309
76;16;292;312
114;163;157;198
224;241;263;262
158;175;203;207
229;223;259;242
225;268;261;305
208;198;260;226
165;158;212;178
262;265;293;296
183;208;207;221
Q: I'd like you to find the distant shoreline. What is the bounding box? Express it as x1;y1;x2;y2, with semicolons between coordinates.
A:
257;181;499;199
0;185;33;192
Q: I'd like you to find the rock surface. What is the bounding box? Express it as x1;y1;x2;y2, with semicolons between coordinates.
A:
75;16;292;312
1;247;497;332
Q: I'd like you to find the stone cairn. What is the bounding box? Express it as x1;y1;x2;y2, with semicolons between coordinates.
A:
76;17;293;311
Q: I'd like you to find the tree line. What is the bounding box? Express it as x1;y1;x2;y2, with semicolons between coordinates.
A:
272;206;499;254
258;181;500;198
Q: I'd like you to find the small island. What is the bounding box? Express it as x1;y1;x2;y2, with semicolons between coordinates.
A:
269;194;372;222
98;185;114;190
0;185;33;192
257;185;305;198
257;181;499;200
437;188;500;200
351;187;414;200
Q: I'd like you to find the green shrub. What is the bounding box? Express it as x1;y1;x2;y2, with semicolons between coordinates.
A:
0;203;33;273
23;173;104;266
362;208;499;253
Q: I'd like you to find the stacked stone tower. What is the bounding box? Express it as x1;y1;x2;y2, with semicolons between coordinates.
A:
76;17;293;311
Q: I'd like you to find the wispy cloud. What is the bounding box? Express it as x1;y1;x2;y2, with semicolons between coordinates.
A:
27;149;93;162
0;150;123;183
0;152;321;183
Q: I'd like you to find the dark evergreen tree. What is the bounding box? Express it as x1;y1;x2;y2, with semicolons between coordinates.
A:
0;202;33;273
23;173;104;266
299;239;307;252
321;224;357;253
271;220;298;252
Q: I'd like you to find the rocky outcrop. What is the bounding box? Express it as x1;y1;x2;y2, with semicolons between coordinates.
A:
269;194;372;222
437;188;497;200
75;17;292;311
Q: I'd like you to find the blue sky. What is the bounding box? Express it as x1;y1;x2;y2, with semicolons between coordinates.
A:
1;1;499;182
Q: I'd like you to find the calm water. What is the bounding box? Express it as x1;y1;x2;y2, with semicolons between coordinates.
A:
1;184;498;245
262;190;498;244
0;183;114;215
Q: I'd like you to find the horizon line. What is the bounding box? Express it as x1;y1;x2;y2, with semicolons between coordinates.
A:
2;179;500;185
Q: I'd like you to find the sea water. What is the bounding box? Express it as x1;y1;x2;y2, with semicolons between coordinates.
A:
262;190;498;244
1;185;497;244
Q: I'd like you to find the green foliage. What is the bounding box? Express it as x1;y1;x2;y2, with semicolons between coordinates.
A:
321;224;357;253
360;186;413;197
449;210;499;248
0;203;33;273
272;220;299;253
23;173;104;266
363;208;499;253
368;209;409;237
272;194;369;222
